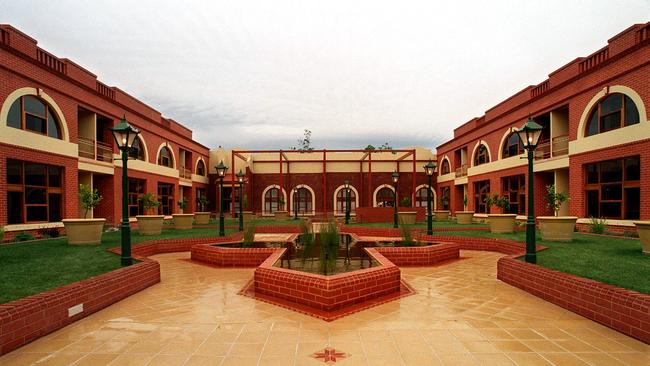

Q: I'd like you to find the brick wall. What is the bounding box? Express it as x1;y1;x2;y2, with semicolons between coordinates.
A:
191;245;277;267
374;243;460;266
356;207;426;223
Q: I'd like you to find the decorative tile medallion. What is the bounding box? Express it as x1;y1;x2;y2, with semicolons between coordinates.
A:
311;347;348;363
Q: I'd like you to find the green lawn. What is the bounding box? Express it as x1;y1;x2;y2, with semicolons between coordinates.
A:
348;221;487;228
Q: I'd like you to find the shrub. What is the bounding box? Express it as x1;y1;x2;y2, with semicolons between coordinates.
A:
463;195;468;210
589;217;607;234
14;232;35;242
486;194;510;212
319;221;339;274
138;193;160;214
196;196;209;212
0;227;4;243
38;227;60;238
78;184;103;219
177;197;188;212
242;220;256;248
400;197;412;207
399;221;415;246
299;220;315;263
545;184;570;217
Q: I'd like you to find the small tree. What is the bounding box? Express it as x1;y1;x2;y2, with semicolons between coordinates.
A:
138;193;160;214
400;197;412;207
78;184;103;219
177;197;188;213
364;144;376;151
291;129;314;152
486;193;510;213
242;220;256;248
545;184;570;217
438;189;450;210
196;196;209;212
463;195;468;210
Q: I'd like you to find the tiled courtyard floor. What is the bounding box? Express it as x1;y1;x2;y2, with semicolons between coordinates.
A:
1;250;649;366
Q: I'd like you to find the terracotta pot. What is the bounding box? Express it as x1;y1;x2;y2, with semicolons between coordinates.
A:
487;214;517;233
136;215;165;235
634;221;650;254
434;210;450;221
242;211;254;222
194;212;211;225
398;212;417;225
538;216;578;242
455;211;475;224
274;211;289;220
62;218;106;245
172;213;194;230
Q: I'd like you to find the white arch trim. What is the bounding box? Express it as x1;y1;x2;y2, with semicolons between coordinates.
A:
333;184;360;215
497;126;523;160
261;184;287;215
414;184;437;210
373;184;395;207
195;156;207;176
438;155;451;176
289;184;316;215
577;85;648;139
134;134;150;162
155;142;176;169
470;140;492;167
1;87;70;141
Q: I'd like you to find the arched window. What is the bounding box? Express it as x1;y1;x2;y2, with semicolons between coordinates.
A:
473;144;490;166
7;95;62;139
585;93;640;136
376;187;395;207
336;188;356;214
415;186;433;207
264;187;282;213
128;136;145;161
440;160;450;175
293;187;313;214
196;159;206;176
158;146;174;167
502;132;524;158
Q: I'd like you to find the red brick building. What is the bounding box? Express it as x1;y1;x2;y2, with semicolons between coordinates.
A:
436;23;650;231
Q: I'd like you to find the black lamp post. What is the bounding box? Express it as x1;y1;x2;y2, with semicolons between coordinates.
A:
515;117;544;264
344;180;351;225
236;169;245;232
423;161;437;236
215;161;228;236
391;171;399;228
293;187;299;220
110;116;140;267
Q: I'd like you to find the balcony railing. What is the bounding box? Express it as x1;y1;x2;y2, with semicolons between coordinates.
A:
535;139;551;160
455;164;468;177
78;137;113;162
179;167;192;179
535;134;569;160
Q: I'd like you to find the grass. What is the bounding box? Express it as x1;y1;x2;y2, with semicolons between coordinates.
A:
348;221;487;228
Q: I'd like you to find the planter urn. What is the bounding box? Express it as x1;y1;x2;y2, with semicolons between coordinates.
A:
172;213;194;230
274;210;289;220
634;221;650;254
538;216;578;242
242;211;254;222
455;211;475;224
398;211;417;225
194;212;211;225
487;214;517;233
434;210;450;222
62;218;106;245
136;215;165;235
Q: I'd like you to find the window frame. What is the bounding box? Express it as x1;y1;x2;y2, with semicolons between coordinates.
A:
415;186;435;208
502;132;524;159
585;93;640;137
440;160;450;175
7;96;63;139
375;187;395;207
128;178;146;217
502;175;525;215
336;188;356;214
157;146;174;168
196;159;206;176
584;156;640;219
473;144;490;166
6;159;63;224
474;179;490;214
157;182;174;216
264;187;281;213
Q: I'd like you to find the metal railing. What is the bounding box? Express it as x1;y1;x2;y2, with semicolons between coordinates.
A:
535;134;569;160
455;164;468;177
179;167;192;179
78;137;113;162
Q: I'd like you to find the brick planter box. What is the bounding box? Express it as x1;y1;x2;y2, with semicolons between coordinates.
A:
355;207;426;223
191;245;277;267
374;243;460;266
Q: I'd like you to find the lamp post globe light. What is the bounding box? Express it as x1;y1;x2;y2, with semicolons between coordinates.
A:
215;161;228;236
110;116;140;267
293;187;299;220
236;169;245;232
515;117;544;264
423;161;437;236
391;171;399;229
344;180;351;225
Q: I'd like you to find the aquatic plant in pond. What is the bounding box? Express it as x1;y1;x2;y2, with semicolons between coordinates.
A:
242;220;256;248
319;221;339;274
299;220;315;264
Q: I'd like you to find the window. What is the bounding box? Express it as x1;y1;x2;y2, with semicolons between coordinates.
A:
502;175;525;215
128;137;146;161
6;159;63;224
474;180;490;213
585;156;640;219
293;187;313;214
585;93;640;137
376;187;395;207
336;188;356;214
196;188;207;211
7;95;62;139
473;144;490;166
440;160;450;175
415;186;434;208
264;187;282;213
502;132;524;158
196;159;206;176
157;183;174;215
158;146;173;167
128;178;145;217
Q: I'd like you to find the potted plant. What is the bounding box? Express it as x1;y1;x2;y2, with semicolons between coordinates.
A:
434;190;450;221
486;193;516;233
136;192;164;235
633;220;650;254
456;194;474;224
62;184;106;245
538;184;577;241
173;197;194;230
275;198;288;220
194;196;211;225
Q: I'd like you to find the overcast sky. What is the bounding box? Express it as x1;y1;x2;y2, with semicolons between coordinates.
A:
1;1;648;150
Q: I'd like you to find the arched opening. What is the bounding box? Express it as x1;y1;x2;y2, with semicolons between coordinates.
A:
501;131;524;159
374;185;395;207
440;159;450;175
128;136;146;161
414;185;437;210
158;145;174;168
473;143;490;166
196;159;206;176
585;92;640;137
7;95;63;139
334;185;358;215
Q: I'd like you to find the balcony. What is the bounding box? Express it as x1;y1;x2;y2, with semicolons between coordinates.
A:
535;135;569;160
179;167;192;180
78;137;113;162
455;164;468;177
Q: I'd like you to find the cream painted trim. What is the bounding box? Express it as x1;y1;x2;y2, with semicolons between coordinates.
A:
497;126;522;160
155;142;177;169
179;179;193;187
373;184;395;207
470;140;492;167
533;156;569;173
135;135;150;162
114;155;180;179
191;174;209;184
415;184;437;210
289;184;316;215
438;156;451;176
195;156;207;177
78;159;114;175
467;155;527;177
4;222;64;232
576;218;635;227
437;172;455;183
262;184;287;215
0;87;77;157
454;176;468;185
333;185;359;215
